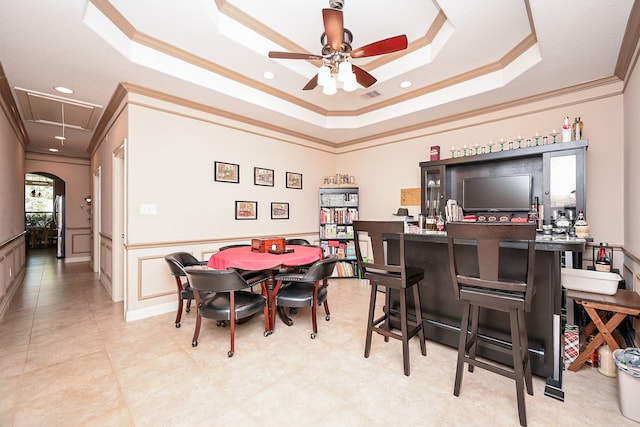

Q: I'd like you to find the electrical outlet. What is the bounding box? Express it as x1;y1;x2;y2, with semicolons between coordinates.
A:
139;204;157;215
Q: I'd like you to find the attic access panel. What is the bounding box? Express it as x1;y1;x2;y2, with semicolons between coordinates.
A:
14;87;102;131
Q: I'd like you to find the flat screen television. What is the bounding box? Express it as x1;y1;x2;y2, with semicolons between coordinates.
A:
462;174;532;212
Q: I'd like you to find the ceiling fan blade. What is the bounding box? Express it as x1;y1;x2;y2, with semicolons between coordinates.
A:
352;64;377;88
302;74;319;91
350;35;408;58
323;8;343;50
269;51;324;61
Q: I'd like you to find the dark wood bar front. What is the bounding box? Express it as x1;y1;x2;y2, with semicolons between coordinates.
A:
385;232;585;401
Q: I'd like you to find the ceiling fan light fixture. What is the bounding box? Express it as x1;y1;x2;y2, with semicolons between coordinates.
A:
343;73;358;92
337;61;352;82
317;65;331;87
322;76;337;95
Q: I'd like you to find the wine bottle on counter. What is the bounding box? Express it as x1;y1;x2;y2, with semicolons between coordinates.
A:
528;198;539;225
573;210;590;238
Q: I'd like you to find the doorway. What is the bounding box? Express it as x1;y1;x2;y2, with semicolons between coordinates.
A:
25;173;65;257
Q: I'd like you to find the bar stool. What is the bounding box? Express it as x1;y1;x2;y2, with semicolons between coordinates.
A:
446;222;537;427
353;220;427;376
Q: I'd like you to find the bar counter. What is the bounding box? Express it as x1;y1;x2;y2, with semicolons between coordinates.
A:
384;231;586;401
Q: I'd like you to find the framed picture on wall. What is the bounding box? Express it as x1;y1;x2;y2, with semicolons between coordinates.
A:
235;201;257;220
271;202;289;220
286;172;302;189
254;167;274;186
214;161;239;183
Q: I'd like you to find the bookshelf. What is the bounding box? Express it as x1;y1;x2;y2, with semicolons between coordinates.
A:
319;187;359;278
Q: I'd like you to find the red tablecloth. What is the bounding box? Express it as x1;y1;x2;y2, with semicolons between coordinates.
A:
207;245;322;271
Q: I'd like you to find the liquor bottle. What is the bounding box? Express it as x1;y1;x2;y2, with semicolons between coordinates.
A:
595;243;612;272
574;116;584;141
562;117;572;142
528;197;540;228
573;210;590;238
555;211;570;231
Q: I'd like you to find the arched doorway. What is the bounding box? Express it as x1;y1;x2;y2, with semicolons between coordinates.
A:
24;172;65;258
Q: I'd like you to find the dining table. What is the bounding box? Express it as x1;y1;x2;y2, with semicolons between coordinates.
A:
207;244;323;332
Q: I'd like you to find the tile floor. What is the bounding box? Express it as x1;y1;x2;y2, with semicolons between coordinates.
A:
0;249;637;426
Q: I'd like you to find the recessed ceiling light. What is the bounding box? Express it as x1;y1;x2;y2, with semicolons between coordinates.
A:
49;148;59;152
263;71;275;80
54;136;66;141
400;81;412;88
54;86;74;94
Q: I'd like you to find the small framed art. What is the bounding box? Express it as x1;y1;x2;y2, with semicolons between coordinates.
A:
271;202;289;220
286;172;302;189
235;201;257;220
254;167;274;186
214;161;239;183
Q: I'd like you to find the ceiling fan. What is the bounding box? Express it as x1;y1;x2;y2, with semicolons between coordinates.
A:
267;3;408;92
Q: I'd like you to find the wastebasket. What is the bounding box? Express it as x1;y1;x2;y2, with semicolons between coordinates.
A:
613;348;640;422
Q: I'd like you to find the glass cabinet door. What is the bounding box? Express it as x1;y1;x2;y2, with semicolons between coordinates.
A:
543;149;586;225
423;166;444;217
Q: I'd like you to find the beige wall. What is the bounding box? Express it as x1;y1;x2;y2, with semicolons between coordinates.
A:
92;93;336;320
337;82;625;247
623;45;640;344
0;95;26;317
90;94;129;302
624;58;640;259
25;153;92;262
91;81;633;322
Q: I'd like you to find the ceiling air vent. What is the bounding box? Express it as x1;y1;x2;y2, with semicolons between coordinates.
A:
362;90;381;99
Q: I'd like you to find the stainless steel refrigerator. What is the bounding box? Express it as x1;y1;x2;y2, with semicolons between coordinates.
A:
54;195;65;258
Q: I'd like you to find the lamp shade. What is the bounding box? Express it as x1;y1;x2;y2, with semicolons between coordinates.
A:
317;65;331;87
343;72;358;92
322;76;337;95
337;61;352;82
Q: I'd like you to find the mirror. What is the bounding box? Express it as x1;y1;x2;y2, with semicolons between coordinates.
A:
549;155;576;221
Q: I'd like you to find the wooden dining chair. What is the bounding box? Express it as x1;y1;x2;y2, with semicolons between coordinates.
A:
446;222;536;427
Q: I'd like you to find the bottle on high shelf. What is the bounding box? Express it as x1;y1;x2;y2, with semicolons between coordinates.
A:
562;117;572;142
573;116;584;141
595;242;612;272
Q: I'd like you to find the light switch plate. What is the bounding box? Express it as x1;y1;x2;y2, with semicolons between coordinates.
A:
140;204;157;215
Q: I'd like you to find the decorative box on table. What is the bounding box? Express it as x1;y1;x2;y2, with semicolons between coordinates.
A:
251;237;286;253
